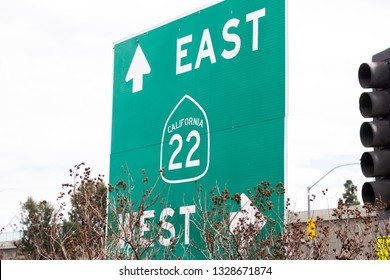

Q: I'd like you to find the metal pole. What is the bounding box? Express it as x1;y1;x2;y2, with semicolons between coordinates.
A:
306;162;359;219
307;186;311;219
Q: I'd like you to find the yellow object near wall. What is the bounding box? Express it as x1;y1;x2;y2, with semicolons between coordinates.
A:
376;236;390;260
307;219;316;240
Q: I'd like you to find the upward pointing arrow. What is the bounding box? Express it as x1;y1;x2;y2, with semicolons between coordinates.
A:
229;193;266;235
125;44;151;93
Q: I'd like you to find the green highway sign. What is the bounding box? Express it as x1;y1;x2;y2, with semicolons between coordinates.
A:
110;0;286;258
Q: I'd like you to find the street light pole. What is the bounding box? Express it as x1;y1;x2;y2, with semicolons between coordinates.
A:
307;162;359;219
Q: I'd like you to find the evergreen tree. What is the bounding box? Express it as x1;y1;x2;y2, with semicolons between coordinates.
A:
19;197;54;259
17;165;108;259
342;180;360;206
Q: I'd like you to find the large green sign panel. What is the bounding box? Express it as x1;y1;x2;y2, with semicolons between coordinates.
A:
110;0;285;258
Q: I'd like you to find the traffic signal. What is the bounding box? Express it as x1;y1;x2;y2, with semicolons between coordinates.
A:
359;48;390;215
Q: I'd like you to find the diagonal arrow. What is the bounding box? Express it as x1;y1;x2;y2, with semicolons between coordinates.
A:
229;193;266;235
125;44;151;93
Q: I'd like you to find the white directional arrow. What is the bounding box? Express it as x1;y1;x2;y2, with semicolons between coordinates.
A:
229;193;266;235
125;44;151;93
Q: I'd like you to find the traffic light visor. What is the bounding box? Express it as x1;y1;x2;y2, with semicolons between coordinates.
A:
360;121;390;147
361;151;390;177
362;180;390;206
359;91;390;118
358;62;390;89
362;181;375;205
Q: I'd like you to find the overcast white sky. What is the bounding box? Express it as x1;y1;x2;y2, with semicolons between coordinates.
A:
0;0;389;230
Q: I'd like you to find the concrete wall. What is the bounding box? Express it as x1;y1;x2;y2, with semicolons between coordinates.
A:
292;206;390;259
0;241;18;260
0;231;21;260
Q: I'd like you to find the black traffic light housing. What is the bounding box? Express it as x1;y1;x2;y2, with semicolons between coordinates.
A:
359;48;390;217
